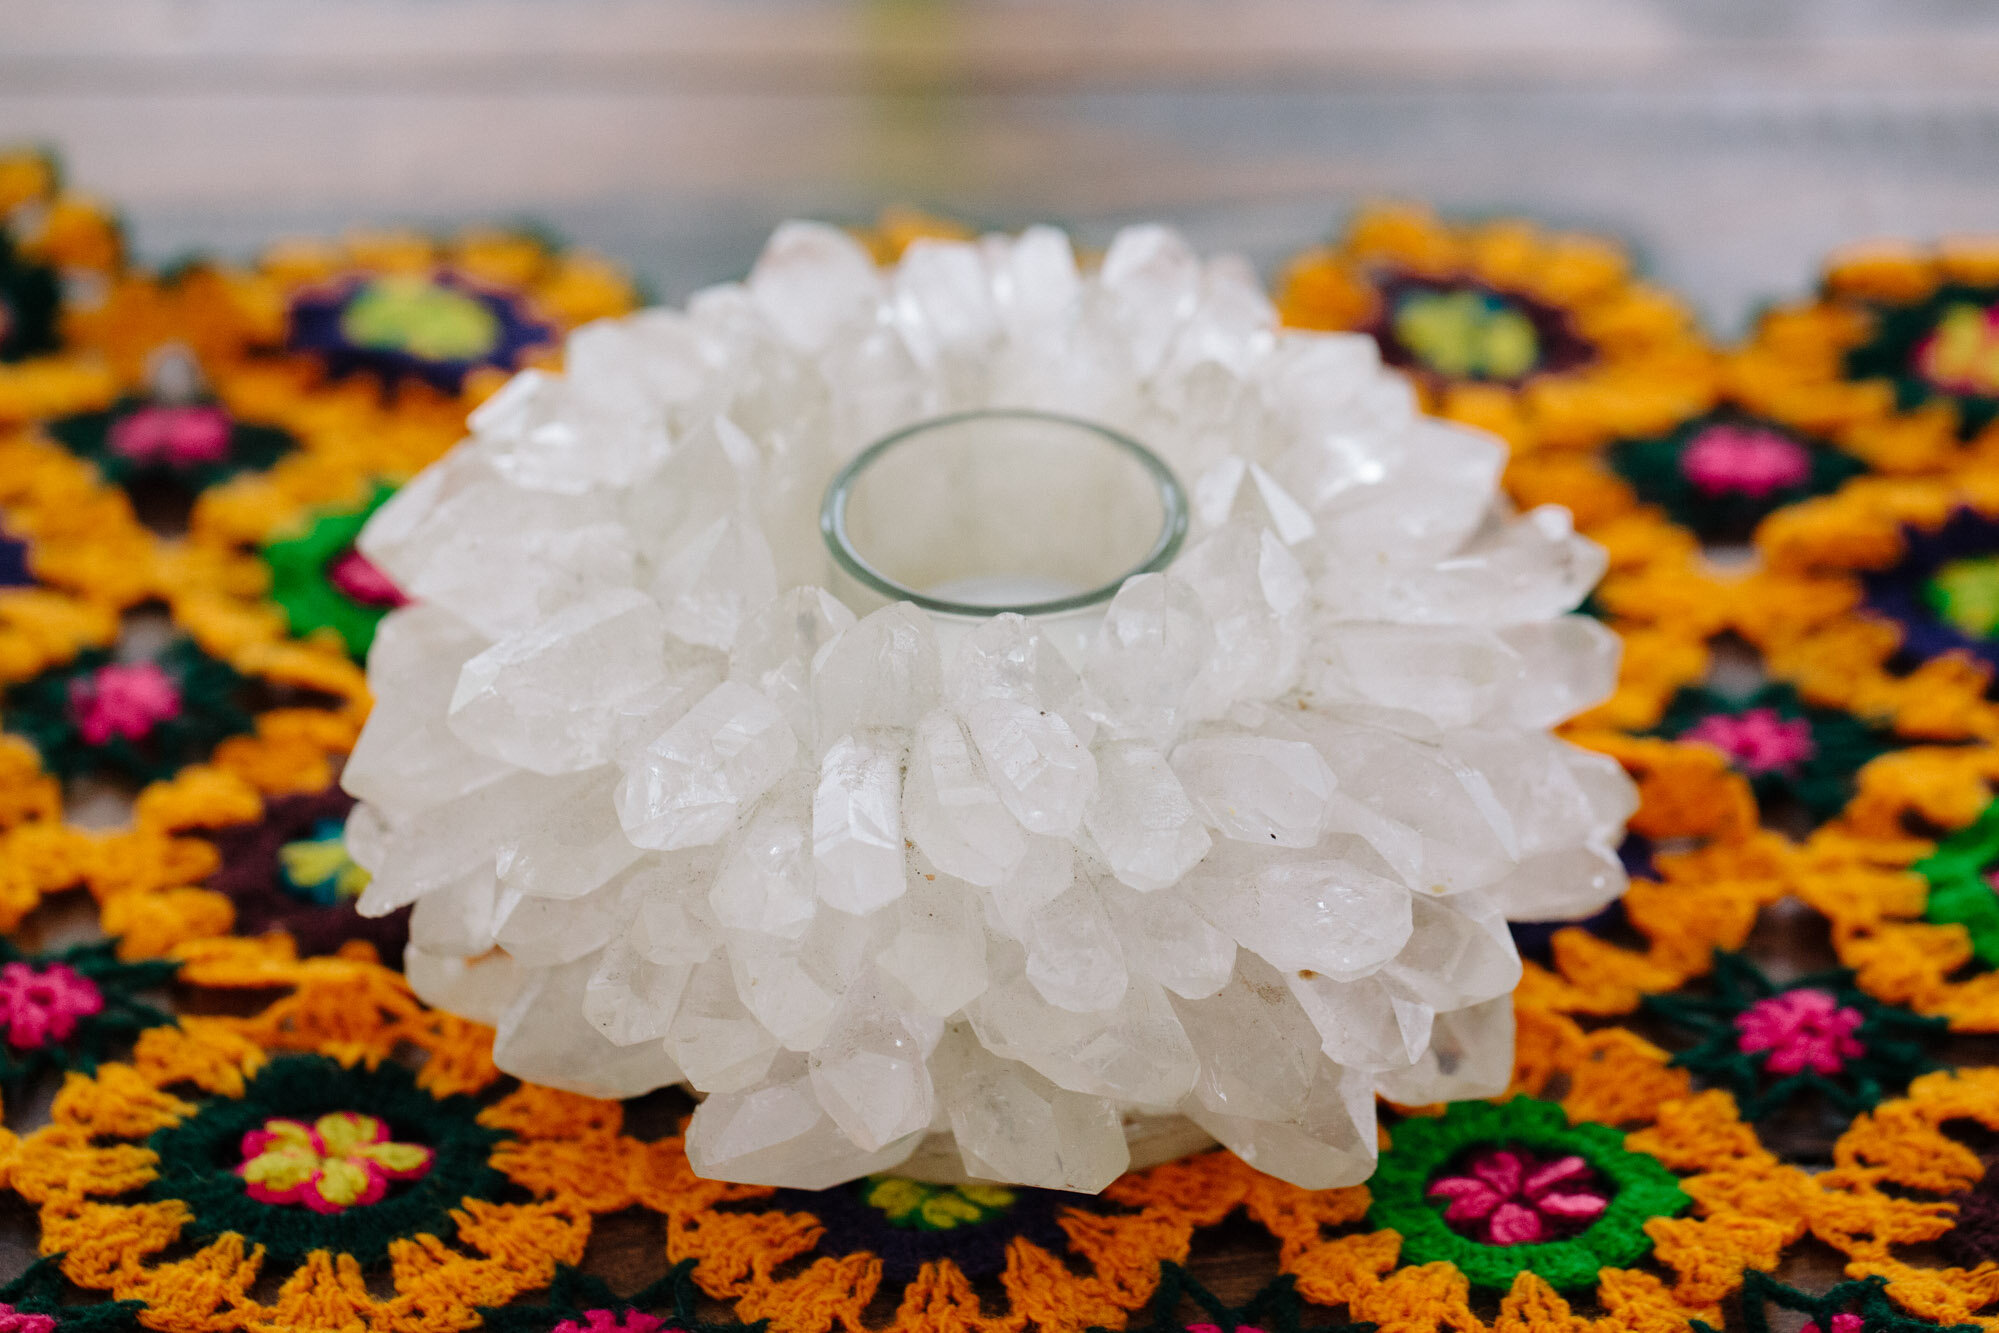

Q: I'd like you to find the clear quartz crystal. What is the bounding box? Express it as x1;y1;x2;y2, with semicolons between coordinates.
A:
349;220;1636;1193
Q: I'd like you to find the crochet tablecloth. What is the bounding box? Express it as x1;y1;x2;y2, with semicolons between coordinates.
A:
2;150;1998;1333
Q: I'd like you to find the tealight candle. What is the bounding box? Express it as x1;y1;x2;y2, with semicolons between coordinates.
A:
819;409;1187;667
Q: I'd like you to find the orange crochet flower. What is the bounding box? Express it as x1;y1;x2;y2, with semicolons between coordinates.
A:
1276;202;1718;455
1811;1067;1999;1329
1732;236;1999;475
5;962;646;1333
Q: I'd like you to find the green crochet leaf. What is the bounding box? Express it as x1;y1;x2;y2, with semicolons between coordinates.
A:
260;482;402;659
1918;796;1999;969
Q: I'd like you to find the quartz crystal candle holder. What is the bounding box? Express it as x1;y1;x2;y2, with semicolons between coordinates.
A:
343;220;1636;1194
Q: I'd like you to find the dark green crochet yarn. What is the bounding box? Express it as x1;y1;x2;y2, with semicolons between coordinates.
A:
1845;282;1999;441
0;938;175;1085
43;395;296;492
1698;1270;1981;1333
1092;1262;1374;1333
1;639;255;783
0;228;61;363
479;1261;767;1333
1645;952;1945;1122
147;1054;507;1268
0;1256;147;1330
1364;1097;1689;1292
1917;796;1999;970
1607;411;1865;544
1652;681;1898;826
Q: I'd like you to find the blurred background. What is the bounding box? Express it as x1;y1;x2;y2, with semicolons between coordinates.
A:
4;0;1999;333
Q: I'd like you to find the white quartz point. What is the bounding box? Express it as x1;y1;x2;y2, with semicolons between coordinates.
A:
1101;881;1236;1000
665;961;780;1093
1188;1057;1379;1190
1191;850;1413;980
1098;224;1201;376
710;776;816;939
343;605;509;812
893;238;1001;365
1310;623;1522;731
1009;878;1130;1014
404;945;518;1028
494;875;621;967
729;586;857;742
361;769;572;914
1374;994;1516;1104
621;851;724;965
1172;955;1321;1123
728;908;873;1051
649;514;780;651
1087;574;1213;745
1172;524;1309;707
969;954;1198;1105
874;871;989;1017
1170;735;1336;848
359;461;636;640
497;768;644;902
932;1028;1129;1192
448;589;674;775
1083;741;1210;891
812;733;908;915
1286;970;1434;1072
684;1055;921;1189
949;614;1096;742
808;989;941;1152
405;864;502;957
1302;720;1519;892
617;681;798;850
748;221;884;354
903;708;1028;887
583;937;691;1046
493;956;685;1100
961;696;1097;838
1378;891;1523;1010
811;604;943;749
1493;618;1623;729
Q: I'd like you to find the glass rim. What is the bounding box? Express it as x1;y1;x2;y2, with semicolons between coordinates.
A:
818;408;1190;618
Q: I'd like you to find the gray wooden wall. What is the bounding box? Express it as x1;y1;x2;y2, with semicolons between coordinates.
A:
5;0;1999;331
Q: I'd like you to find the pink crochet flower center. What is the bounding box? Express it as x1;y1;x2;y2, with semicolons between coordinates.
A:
1426;1147;1610;1247
552;1313;674;1333
326;547;408;609
1678;423;1813;499
0;1303;59;1333
66;661;183;746
1734;988;1866;1076
0;961;105;1051
1800;1314;1864;1333
1680;707;1817;776
108;404;232;467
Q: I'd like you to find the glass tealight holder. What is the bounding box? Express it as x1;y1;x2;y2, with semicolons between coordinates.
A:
820;409;1189;667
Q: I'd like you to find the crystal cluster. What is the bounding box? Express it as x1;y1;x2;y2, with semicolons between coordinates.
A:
344;222;1635;1193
